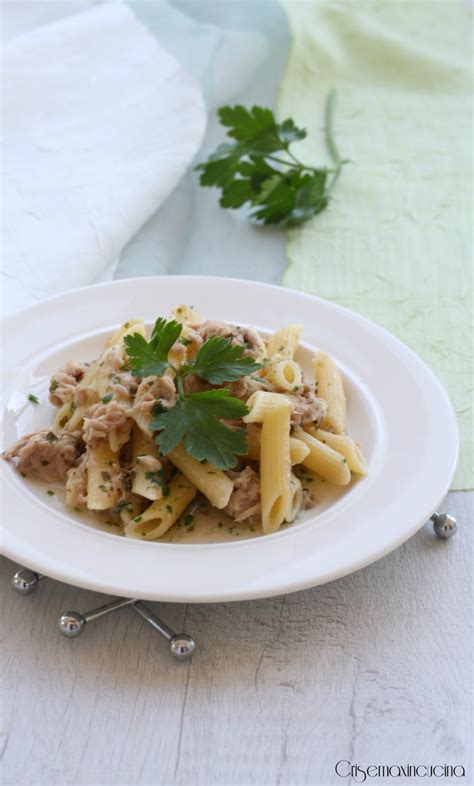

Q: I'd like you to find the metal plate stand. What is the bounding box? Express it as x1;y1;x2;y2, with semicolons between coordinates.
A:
11;571;196;661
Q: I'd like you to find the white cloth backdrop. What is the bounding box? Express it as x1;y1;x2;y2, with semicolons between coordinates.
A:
1;0;290;316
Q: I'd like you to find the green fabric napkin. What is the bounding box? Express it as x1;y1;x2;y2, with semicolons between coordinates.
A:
278;0;473;489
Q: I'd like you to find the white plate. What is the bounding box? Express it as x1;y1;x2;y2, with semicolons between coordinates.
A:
1;276;458;602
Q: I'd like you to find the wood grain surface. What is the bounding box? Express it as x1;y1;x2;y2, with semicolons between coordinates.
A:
1;491;471;786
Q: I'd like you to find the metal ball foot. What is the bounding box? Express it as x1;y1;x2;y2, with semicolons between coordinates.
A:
431;512;458;539
170;634;196;661
11;569;44;594
58;611;86;637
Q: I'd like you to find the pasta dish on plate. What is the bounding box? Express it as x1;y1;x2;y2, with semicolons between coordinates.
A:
3;305;367;541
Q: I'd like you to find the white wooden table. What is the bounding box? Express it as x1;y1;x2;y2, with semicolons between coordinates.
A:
1;491;471;786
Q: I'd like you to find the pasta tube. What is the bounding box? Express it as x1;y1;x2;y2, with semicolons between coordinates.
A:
312;351;346;434
168;444;233;509
265;357;302;392
266;325;302;359
285;473;303;523
306;428;368;475
171;304;202;324
86;443;121;510
289;437;310;465
125;472;196;540
131;427;163;500
105;318;146;349
244;391;292;534
245;424;309;466
295;428;351;486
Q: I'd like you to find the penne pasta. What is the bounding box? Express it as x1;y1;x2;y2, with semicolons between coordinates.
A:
312;351;347;434
54;400;75;431
105;318;146;350
243;390;292;423
131;427;163;500
244;391;292;534
168;444;233;509
130;408;153;438
264;357;302;392
289;437;310;465
306;427;368;475
171;304;202;325
295;428;351;486
65;460;87;510
108;421;133;454
245;423;309;466
86;443;121;510
285;473;303;523
124;472;196;540
266;324;302;359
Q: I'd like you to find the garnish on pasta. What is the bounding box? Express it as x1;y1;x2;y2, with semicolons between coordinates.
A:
124;317;261;468
152;389;248;470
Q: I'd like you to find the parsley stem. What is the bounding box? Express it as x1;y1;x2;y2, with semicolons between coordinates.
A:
324;89;346;195
286;148;302;167
264;154;328;176
264;154;301;168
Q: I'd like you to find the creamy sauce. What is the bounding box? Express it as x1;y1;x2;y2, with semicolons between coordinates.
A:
160;504;263;543
14;470;354;543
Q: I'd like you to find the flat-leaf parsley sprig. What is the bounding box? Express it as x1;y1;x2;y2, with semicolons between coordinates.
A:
124;318;261;469
195;89;346;227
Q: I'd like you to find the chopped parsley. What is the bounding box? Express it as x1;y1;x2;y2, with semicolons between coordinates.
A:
183;514;195;526
27;394;39;404
101;394;113;404
101;471;111;481
145;469;170;497
46;490;55;496
114;500;132;514
49;379;58;393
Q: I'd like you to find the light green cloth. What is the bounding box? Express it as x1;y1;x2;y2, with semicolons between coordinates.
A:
279;0;473;489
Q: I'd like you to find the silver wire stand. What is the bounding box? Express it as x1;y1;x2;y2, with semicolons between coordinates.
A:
10;511;457;657
11;572;196;661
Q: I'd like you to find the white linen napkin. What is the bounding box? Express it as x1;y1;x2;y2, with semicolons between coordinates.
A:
1;3;206;314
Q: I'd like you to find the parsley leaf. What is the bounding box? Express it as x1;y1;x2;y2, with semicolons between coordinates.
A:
219;105;283;153
196;90;345;227
188;336;261;384
27;393;39;404
124;317;182;377
151;389;249;469
124;318;263;468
